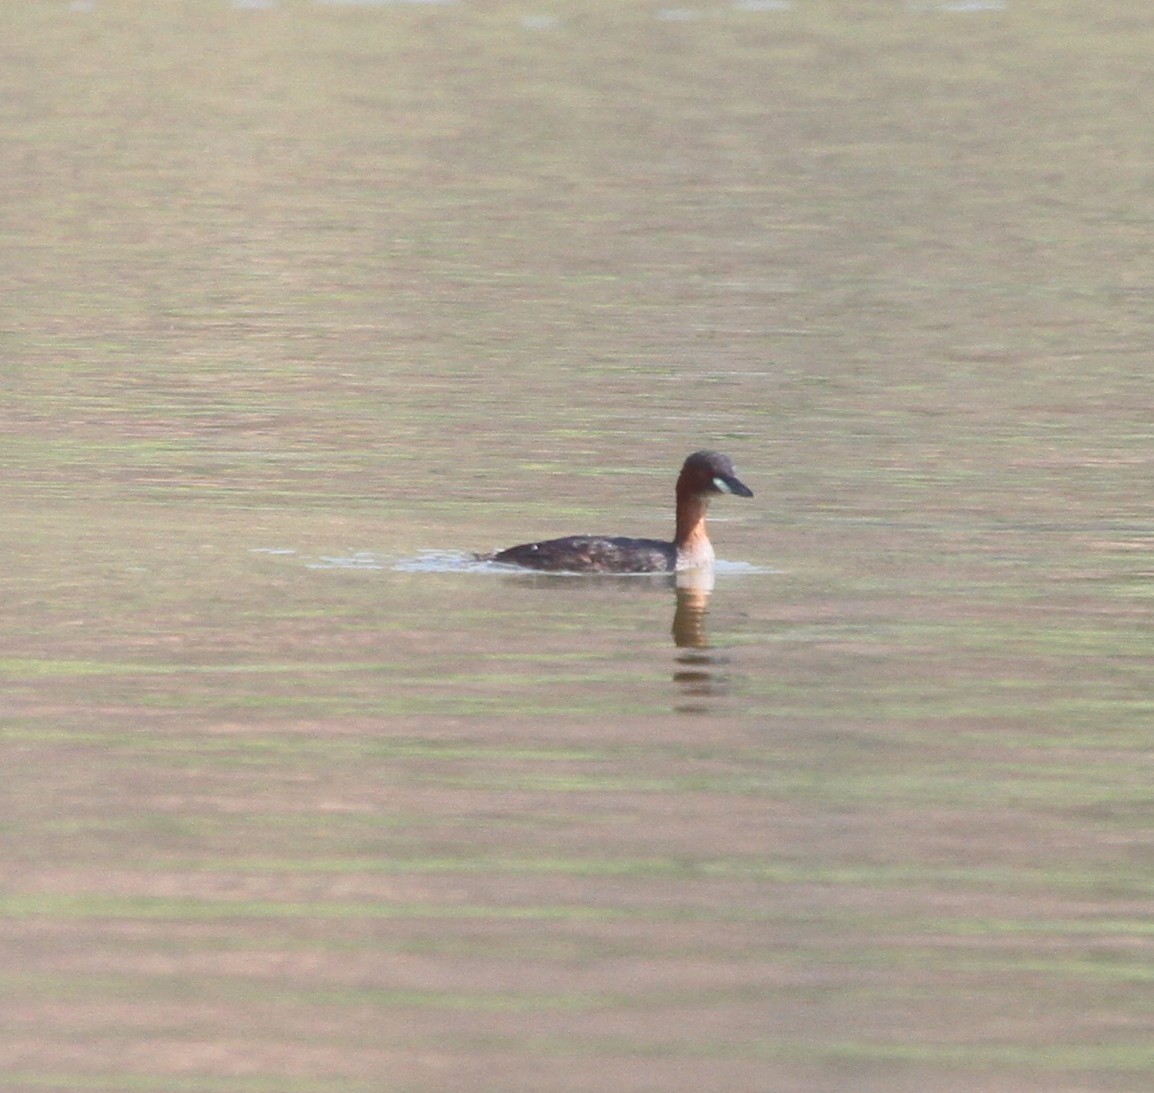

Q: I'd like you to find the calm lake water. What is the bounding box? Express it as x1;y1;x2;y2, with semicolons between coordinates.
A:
2;2;1153;1091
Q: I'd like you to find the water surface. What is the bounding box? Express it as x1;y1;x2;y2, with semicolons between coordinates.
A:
2;2;1153;1091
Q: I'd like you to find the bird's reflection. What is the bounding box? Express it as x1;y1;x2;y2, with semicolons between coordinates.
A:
671;584;710;649
671;570;732;712
491;566;737;713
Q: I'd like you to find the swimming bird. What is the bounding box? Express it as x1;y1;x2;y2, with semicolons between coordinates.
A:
485;450;753;573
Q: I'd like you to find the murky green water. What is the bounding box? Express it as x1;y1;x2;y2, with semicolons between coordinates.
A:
2;2;1153;1091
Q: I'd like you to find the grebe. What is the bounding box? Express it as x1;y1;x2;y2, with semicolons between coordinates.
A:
485;450;753;574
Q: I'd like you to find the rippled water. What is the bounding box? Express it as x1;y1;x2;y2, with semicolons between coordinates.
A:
3;2;1153;1091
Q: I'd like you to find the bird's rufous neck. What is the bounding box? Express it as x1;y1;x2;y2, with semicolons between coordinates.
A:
674;493;714;568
